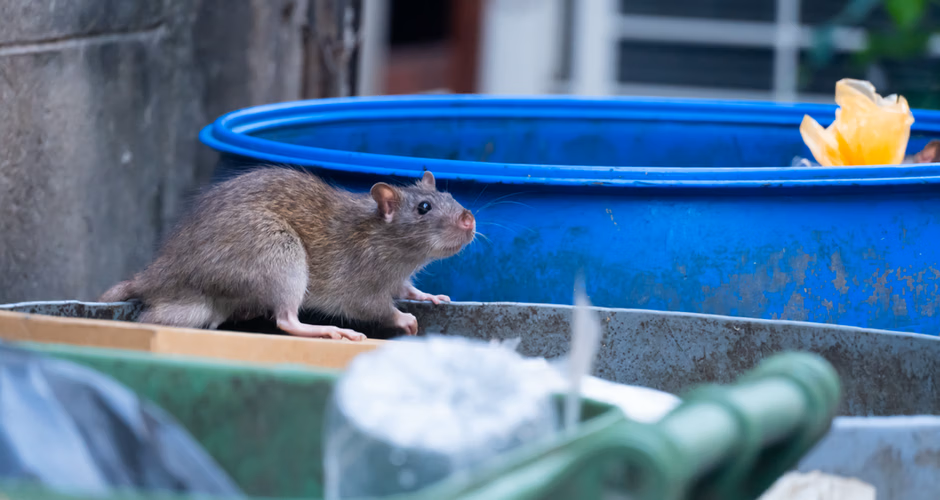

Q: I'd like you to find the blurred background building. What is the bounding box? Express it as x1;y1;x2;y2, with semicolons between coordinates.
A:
365;0;940;107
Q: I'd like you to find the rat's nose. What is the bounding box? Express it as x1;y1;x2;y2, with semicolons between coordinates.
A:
458;210;475;231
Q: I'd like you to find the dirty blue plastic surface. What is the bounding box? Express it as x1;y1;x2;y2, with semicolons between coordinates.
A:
200;95;940;335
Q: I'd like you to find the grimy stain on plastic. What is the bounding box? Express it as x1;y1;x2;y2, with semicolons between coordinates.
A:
478;218;938;331
694;245;940;324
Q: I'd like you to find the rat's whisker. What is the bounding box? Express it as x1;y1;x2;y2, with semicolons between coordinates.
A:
474;191;534;214
469;184;489;210
479;218;535;234
475;200;535;211
479;221;520;235
496;220;537;234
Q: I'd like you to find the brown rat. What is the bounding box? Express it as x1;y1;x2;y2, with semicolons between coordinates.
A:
99;168;476;341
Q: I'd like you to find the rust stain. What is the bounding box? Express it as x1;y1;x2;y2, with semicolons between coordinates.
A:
698;247;822;320
919;285;939;317
699;249;786;317
855;261;940;319
783;290;807;321
829;252;849;293
865;268;893;309
891;294;909;316
788;253;814;287
897;267;916;292
674;243;938;325
872;265;940;319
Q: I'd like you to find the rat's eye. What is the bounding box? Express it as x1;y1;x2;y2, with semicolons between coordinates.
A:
417;201;432;215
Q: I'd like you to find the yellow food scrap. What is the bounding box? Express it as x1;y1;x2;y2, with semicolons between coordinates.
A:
800;79;914;166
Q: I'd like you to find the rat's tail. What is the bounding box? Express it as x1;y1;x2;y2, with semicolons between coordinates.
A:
98;280;137;302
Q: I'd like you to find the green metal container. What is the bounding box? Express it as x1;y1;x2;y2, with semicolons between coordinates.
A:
0;342;840;500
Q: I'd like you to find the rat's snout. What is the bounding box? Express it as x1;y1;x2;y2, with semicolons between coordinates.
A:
458;209;475;232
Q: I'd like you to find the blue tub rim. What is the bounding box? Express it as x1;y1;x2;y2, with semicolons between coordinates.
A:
198;94;940;189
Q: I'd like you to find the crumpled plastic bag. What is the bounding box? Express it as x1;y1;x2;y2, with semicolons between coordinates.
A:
0;342;243;498
800;79;914;166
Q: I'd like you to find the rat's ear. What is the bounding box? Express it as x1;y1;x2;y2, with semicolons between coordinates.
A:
420;171;436;189
371;183;400;222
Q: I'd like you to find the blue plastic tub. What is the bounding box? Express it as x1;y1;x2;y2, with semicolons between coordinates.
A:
200;95;940;335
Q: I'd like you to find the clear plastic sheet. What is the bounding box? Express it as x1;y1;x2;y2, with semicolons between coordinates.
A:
515;355;680;424
0;342;243;498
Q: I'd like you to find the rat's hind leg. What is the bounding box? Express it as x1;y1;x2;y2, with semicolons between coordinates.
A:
264;249;366;341
273;280;366;341
275;309;365;341
138;298;230;329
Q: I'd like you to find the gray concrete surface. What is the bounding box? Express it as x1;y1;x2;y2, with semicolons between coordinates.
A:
4;299;938;418
0;0;309;303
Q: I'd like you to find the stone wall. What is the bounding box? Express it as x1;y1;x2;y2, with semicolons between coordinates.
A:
0;0;311;302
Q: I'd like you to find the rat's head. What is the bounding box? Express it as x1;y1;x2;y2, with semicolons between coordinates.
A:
370;171;475;258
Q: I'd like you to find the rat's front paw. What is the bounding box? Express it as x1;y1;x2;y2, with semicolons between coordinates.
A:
393;310;419;336
403;285;451;305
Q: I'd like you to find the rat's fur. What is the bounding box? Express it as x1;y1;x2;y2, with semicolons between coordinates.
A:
100;168;475;339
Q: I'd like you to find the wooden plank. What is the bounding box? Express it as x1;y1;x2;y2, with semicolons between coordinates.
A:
0;310;382;370
0;311;156;351
151;327;382;369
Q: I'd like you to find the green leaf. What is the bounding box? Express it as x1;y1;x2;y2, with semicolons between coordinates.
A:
884;0;927;30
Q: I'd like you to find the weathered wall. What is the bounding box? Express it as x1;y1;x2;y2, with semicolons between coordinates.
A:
0;0;309;302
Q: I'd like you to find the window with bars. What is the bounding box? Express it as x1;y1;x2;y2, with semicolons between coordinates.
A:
559;0;940;104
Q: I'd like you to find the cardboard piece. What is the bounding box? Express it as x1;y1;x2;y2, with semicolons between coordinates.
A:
0;310;383;370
